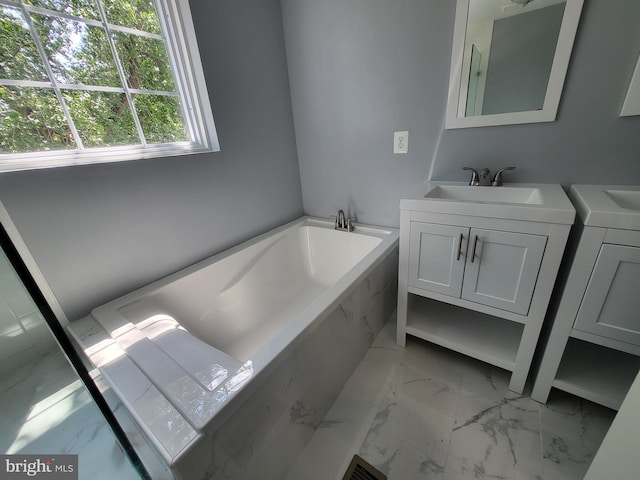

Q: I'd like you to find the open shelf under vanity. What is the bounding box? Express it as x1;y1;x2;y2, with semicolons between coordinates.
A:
406;295;523;373
552;338;640;410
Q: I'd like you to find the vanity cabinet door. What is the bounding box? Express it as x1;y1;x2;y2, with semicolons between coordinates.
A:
573;244;640;346
461;228;547;315
408;222;467;297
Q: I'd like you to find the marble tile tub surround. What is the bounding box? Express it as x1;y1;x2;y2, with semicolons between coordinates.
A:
287;319;615;480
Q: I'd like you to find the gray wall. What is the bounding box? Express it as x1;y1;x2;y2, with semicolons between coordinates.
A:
281;0;454;227
0;0;303;320
282;0;640;228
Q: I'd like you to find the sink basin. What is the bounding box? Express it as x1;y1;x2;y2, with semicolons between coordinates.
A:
400;182;575;224
570;185;640;230
425;185;543;205
604;189;640;211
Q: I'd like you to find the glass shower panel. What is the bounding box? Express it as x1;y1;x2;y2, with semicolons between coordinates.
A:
0;246;143;480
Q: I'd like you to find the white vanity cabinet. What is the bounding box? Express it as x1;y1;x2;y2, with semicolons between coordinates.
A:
409;223;547;315
397;183;575;394
532;185;640;410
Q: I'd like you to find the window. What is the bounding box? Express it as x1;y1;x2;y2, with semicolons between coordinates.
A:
0;0;218;172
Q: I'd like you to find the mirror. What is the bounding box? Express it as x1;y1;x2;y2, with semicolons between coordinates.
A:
621;53;640;116
446;0;584;129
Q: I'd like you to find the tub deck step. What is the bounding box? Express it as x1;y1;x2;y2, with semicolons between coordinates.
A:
68;309;254;466
67;316;200;466
87;298;249;431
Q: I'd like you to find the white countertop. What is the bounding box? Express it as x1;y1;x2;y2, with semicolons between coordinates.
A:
401;182;576;225
569;185;640;230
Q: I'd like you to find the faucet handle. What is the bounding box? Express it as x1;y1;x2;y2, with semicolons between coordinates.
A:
477;168;492;186
492;167;516;186
462;167;479;186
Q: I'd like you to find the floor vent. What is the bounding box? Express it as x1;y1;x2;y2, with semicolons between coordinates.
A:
342;454;387;480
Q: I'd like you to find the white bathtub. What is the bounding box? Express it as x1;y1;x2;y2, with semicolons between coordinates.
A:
69;216;398;479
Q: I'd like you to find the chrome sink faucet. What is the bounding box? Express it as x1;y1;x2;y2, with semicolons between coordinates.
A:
463;166;516;186
333;209;355;232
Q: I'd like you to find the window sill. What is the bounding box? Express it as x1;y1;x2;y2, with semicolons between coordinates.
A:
0;142;219;173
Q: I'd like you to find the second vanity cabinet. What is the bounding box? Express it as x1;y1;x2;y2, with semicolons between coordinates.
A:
532;185;640;410
397;183;575;394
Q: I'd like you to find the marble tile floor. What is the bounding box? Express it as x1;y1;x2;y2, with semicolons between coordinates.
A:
0;349;142;480
286;318;616;480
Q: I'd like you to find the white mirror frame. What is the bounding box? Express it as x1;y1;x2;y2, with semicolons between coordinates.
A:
445;0;584;129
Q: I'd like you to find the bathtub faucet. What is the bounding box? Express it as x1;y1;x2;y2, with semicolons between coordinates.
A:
333;209;355;232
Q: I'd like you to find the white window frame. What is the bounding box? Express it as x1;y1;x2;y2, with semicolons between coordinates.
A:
0;0;219;173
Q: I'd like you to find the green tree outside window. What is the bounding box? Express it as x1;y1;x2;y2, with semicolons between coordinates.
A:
0;0;189;154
